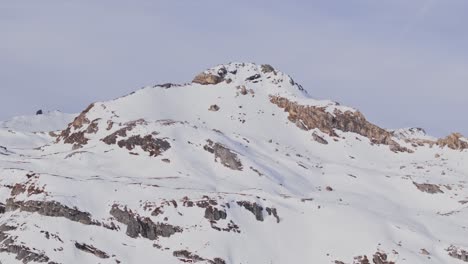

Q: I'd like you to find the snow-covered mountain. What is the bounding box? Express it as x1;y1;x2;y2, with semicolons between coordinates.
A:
0;63;467;264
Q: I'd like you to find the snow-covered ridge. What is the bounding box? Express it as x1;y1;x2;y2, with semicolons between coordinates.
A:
390;127;437;141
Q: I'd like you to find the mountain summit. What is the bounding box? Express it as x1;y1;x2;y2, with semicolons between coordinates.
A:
0;63;467;264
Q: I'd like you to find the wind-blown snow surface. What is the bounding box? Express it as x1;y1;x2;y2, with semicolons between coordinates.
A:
0;63;467;264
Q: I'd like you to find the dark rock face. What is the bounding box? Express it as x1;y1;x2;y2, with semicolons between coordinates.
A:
270;96;411;153
5;199;98;226
110;205;182;240
413;182;443;194
237;201;264;221
192;72;223;85
448;245;468;262
117;135;171;157
74;242;109;259
172;250;226;264
204;207;227;221
312;132;328;145
204;141;243;170
36;109;43;115
173;250;205;262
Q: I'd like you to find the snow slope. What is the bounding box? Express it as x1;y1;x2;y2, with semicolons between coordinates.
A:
0;63;467;264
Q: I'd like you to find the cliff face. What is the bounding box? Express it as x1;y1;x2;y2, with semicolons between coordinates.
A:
269;96;412;153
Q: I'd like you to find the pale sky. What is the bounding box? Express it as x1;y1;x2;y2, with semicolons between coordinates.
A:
1;0;467;136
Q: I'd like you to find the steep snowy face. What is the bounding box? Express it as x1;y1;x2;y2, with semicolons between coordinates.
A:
0;63;468;264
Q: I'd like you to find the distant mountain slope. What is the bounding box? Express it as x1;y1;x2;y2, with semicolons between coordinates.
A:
0;111;75;133
0;63;467;264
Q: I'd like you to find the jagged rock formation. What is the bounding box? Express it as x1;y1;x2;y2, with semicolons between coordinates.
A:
110;205;182;240
270;96;411;152
437;133;468;150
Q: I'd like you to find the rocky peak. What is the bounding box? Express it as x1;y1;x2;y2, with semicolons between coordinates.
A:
192;62;308;97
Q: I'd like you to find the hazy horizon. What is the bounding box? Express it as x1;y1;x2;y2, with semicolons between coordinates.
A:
1;0;467;136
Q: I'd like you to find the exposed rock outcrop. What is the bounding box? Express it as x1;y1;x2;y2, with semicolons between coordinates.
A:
209;104;220;111
204;206;227;222
192;73;223;85
101;120;140;145
110;205;182;240
312;132;328;144
237;201;264;221
172;250;226;264
437;133;468;150
74;242;109;259
57;103;95;149
5;199;99;226
270;96;411;153
204;141;243;170
117;135;171;157
413;182;443;194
